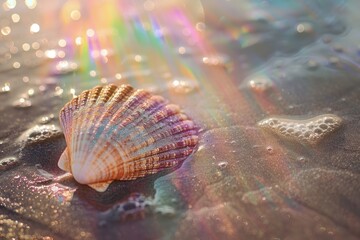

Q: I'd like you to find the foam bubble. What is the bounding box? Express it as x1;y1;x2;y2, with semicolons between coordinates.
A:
0;157;19;171
296;22;314;35
247;76;273;93
217;161;228;169
258;114;342;145
266;146;274;154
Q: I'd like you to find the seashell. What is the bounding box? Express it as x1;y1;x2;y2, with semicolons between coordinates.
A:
58;84;198;192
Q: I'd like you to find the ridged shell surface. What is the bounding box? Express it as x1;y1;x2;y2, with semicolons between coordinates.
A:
58;84;198;191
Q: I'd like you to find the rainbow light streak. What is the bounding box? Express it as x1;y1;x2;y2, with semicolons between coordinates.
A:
57;0;210;88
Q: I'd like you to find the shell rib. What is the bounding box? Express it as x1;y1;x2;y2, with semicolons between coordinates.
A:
58;84;198;192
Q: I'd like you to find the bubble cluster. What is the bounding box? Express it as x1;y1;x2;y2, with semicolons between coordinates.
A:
54;86;64;96
52;60;79;75
38;114;55;124
44;49;64;59
167;78;199;94
0;83;11;93
100;193;152;223
0;157;19;171
19;125;62;146
258;114;342;145
202;54;230;67
28;126;61;142
12;97;32;108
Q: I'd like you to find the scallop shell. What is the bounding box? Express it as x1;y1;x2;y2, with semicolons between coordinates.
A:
58;84;198;192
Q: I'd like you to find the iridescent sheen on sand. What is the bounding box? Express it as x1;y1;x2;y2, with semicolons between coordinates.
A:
58;84;198;192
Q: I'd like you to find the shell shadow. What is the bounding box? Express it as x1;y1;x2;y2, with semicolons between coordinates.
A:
72;167;179;210
19;134;66;175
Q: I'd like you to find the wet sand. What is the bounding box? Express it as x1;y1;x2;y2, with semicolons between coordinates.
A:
0;0;360;239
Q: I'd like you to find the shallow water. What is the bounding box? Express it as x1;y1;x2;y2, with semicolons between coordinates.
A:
0;0;360;239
